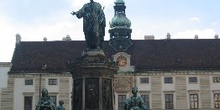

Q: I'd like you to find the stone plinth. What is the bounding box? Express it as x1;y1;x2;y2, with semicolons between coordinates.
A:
68;49;117;110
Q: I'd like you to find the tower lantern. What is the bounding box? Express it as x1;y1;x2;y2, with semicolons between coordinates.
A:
109;0;132;51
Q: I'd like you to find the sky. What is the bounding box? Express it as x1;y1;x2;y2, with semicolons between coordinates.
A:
0;0;220;62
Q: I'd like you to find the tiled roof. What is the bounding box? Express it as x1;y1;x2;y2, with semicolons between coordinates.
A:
129;40;220;71
10;39;220;73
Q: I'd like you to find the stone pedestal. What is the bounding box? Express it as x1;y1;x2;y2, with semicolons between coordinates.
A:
68;49;117;110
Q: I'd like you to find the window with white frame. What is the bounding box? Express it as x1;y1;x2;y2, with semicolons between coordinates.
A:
165;94;173;109
213;77;220;83
25;79;33;85
118;95;126;110
164;77;173;84
24;96;32;110
140;78;149;84
189;77;198;83
48;79;57;85
141;94;150;109
190;94;199;109
50;95;57;106
214;93;220;108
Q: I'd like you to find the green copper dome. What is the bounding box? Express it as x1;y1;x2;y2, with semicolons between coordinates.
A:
115;0;125;4
110;14;131;28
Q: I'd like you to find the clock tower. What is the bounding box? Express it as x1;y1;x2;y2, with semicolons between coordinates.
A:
109;0;132;51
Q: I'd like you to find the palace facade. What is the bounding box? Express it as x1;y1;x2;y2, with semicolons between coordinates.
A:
1;0;220;110
1;37;220;110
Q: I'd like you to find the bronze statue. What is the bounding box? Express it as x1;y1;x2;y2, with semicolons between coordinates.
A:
86;82;98;109
102;79;112;110
71;0;106;50
55;100;65;110
36;88;55;110
124;87;148;110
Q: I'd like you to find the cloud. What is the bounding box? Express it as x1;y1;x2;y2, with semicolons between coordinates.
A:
0;1;114;44
211;19;220;26
175;29;216;39
16;15;84;41
190;17;200;22
0;10;84;62
0;16;16;62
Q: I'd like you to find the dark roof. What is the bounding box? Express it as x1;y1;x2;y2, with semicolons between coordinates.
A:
10;39;220;73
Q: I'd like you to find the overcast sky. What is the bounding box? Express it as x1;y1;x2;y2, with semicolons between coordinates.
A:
1;0;220;62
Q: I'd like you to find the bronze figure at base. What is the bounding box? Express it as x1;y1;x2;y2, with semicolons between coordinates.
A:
124;87;148;110
36;88;55;110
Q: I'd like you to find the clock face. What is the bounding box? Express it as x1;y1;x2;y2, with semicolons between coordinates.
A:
117;55;127;67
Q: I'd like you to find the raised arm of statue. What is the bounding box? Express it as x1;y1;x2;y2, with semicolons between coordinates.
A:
71;11;76;15
71;4;86;19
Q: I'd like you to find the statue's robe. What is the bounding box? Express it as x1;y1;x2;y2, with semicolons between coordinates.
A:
75;1;106;49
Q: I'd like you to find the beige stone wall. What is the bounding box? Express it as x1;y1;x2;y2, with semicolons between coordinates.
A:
1;73;72;110
34;75;41;106
175;75;187;109
1;76;14;110
200;75;211;109
59;77;71;109
151;75;162;109
0;91;2;110
114;72;220;110
2;71;220;110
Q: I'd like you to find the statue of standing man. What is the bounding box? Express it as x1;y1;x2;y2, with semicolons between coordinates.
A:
71;0;106;50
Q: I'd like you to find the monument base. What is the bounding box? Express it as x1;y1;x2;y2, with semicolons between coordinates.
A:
81;49;105;57
68;49;117;110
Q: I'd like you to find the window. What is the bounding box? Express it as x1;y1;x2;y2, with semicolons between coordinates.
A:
213;77;220;83
189;77;198;83
190;94;199;109
214;93;220;108
24;96;32;110
118;95;126;110
141;95;150;109
48;79;57;85
140;78;149;84
25;79;33;85
164;77;173;83
165;94;173;109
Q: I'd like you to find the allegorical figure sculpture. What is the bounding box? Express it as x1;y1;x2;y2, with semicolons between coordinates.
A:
124;87;148;110
55;100;66;110
102;79;112;110
71;0;106;50
36;88;55;110
87;83;98;109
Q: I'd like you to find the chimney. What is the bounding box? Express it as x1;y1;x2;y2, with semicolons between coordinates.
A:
166;33;171;39
144;35;155;40
16;34;21;44
43;37;47;41
214;34;219;39
194;34;199;39
62;35;71;41
41;64;47;69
